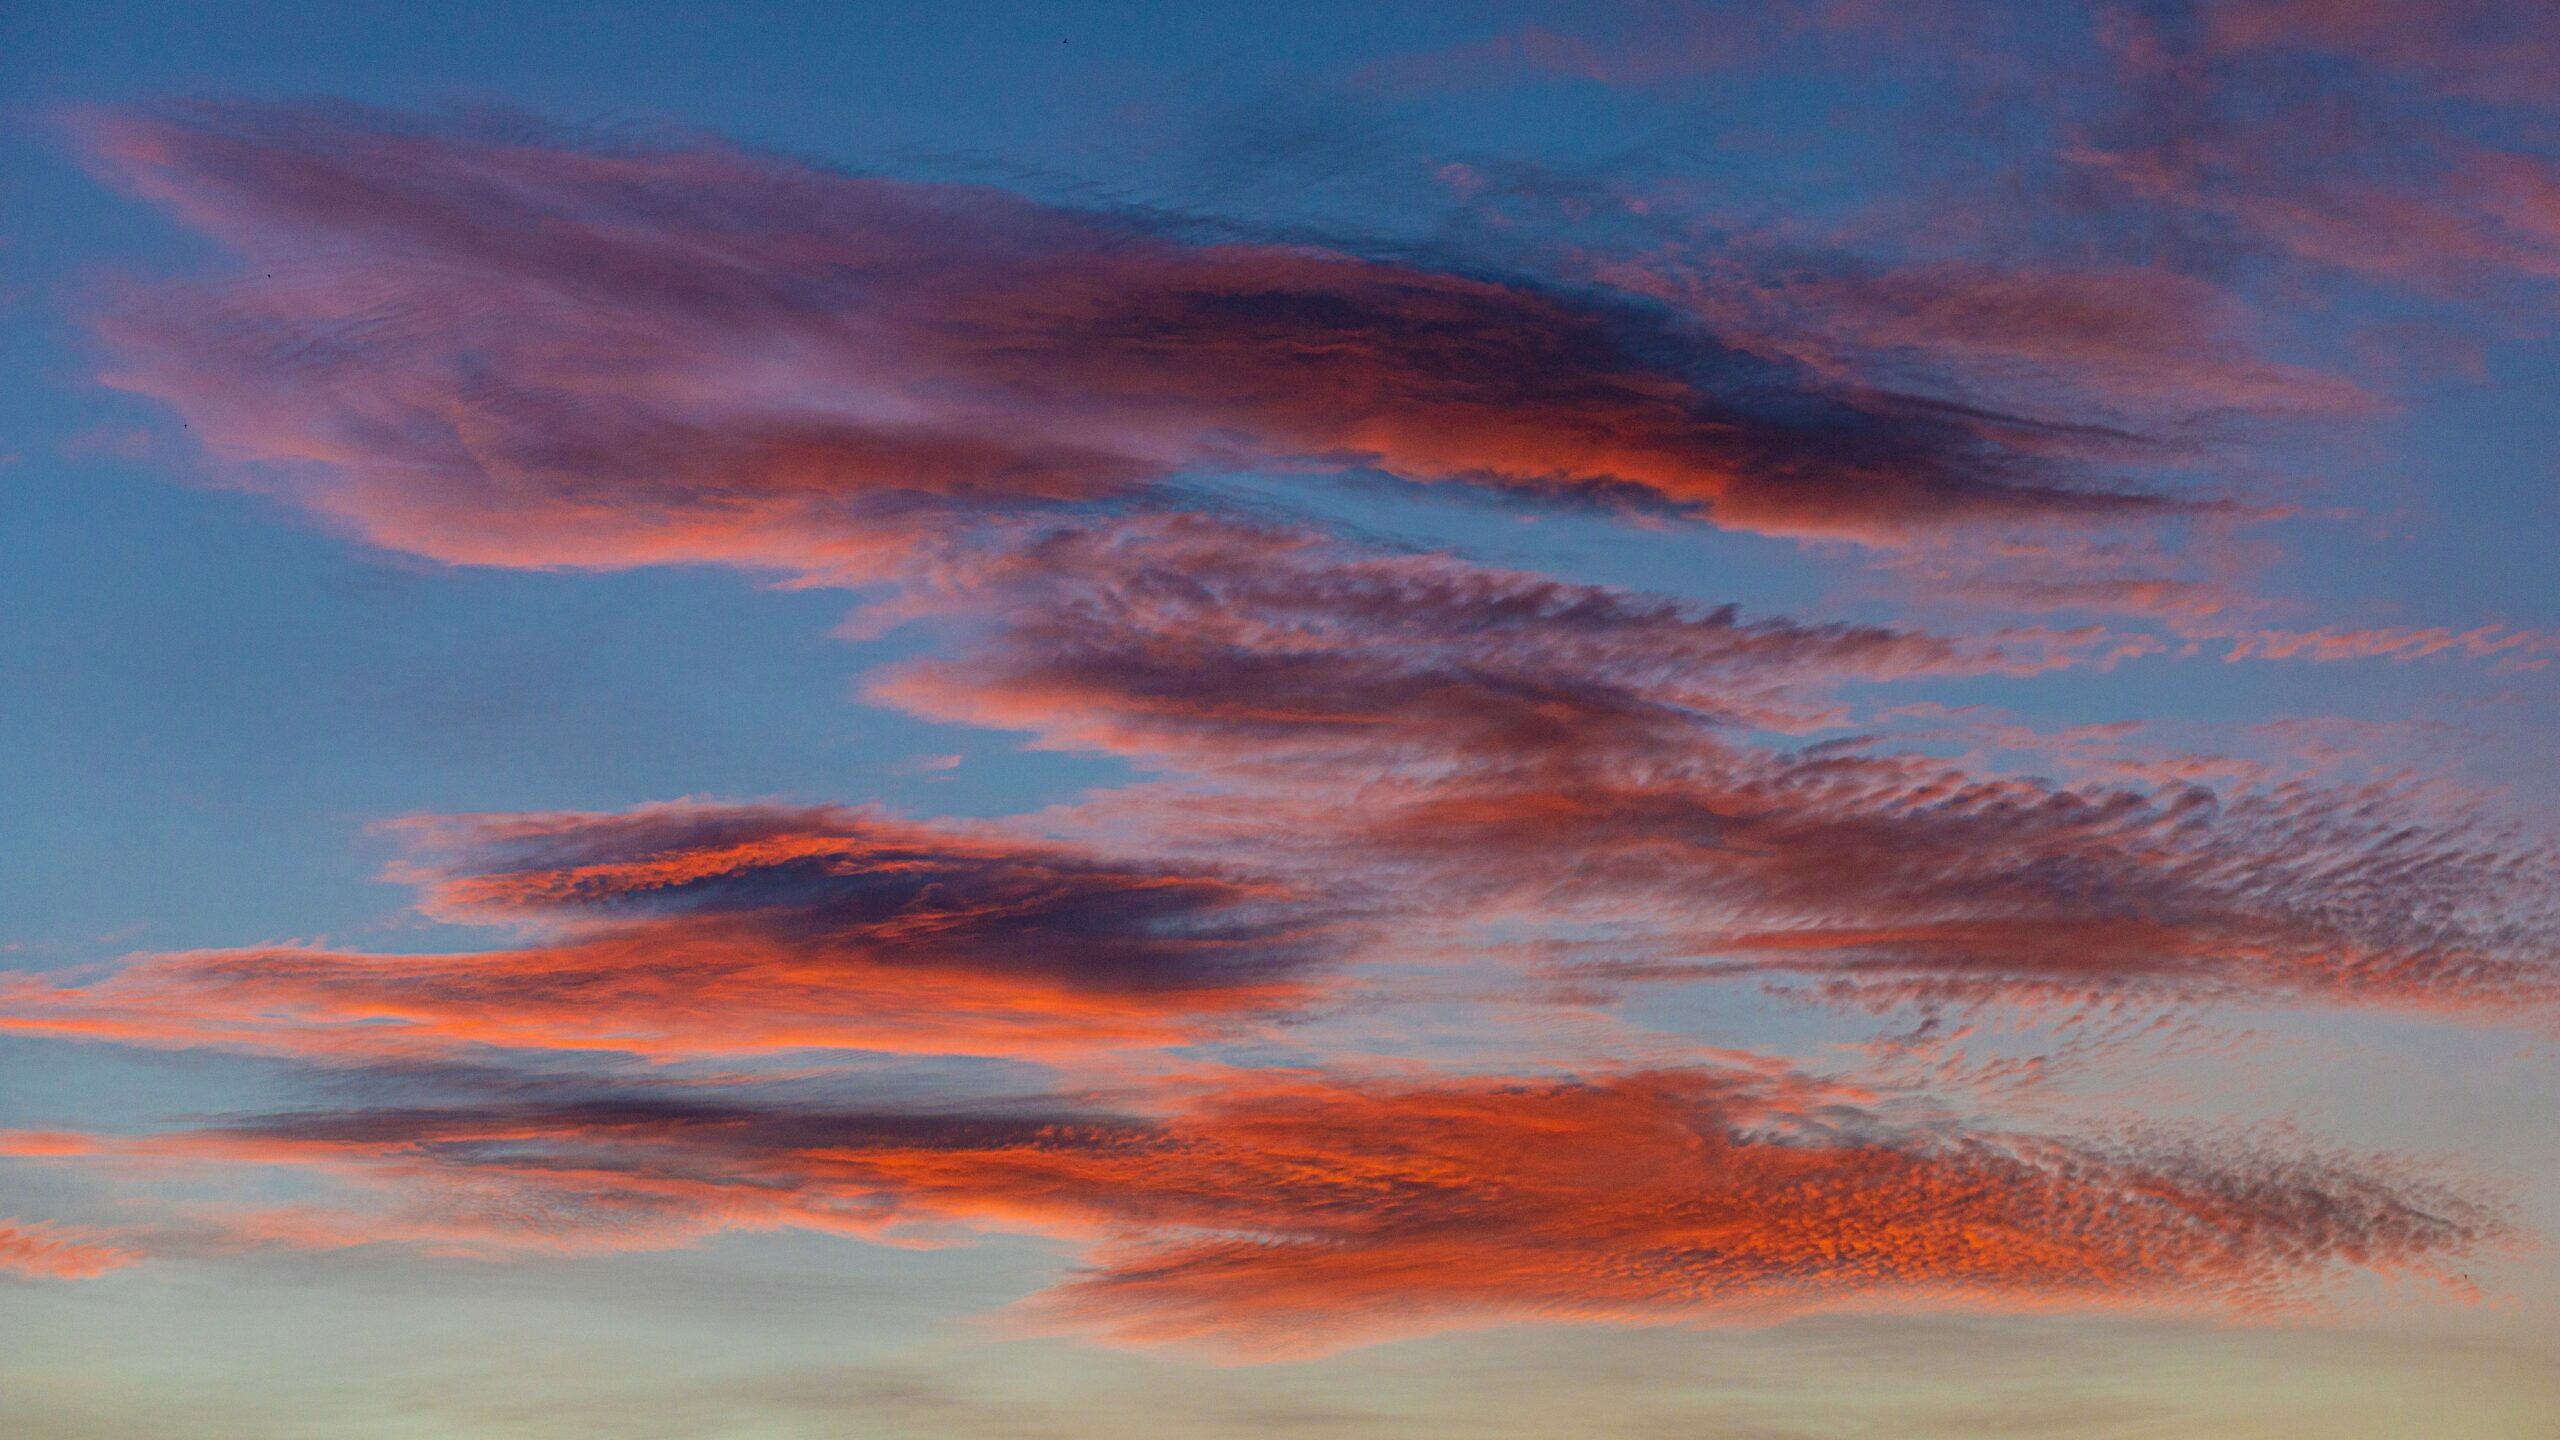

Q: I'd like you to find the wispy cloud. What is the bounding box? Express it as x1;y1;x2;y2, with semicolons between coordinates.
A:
88;100;2179;572
870;517;2560;1022
0;1219;136;1280
20;88;2553;1372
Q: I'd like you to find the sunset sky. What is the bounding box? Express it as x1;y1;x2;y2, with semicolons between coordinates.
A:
4;3;2560;1436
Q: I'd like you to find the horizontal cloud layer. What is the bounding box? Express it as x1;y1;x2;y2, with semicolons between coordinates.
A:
34;89;2553;1370
870;514;2146;750
0;1220;135;1280
0;805;1348;1059
91;100;2175;573
13;1063;2498;1357
15;517;2540;1072
871;518;2560;1020
1603;251;2373;425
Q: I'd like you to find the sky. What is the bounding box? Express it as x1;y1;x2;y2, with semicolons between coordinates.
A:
4;2;2560;1436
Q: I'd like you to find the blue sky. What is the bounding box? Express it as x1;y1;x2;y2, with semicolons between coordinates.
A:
5;4;2559;1436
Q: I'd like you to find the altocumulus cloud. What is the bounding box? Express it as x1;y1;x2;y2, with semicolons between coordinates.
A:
0;1062;2506;1358
7;93;2543;1363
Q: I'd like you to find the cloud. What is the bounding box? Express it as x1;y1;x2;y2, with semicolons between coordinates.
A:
2215;624;2558;668
13;500;2538;1065
2040;4;2560;299
17;1064;2501;1357
867;518;2560;1021
2204;0;2560;104
870;514;2147;756
1426;4;2560;334
1009;1069;2500;1357
23;87;2554;1372
89;99;2174;575
32;504;2525;1054
0;1219;135;1280
1348;762;2554;1021
1602;252;2373;424
0;804;1352;1060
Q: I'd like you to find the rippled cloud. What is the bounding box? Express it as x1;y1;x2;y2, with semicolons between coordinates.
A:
2;1063;2502;1357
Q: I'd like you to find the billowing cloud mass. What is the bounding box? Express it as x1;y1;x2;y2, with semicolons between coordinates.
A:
90;100;2178;574
0;805;1349;1059
11;1063;2500;1358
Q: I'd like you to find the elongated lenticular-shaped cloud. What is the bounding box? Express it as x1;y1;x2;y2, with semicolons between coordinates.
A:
9;523;2540;1076
90;99;2556;1026
27;89;2554;1373
0;805;1350;1059
1375;758;2560;1018
91;100;2171;570
875;520;2560;1020
19;1066;2499;1358
387;803;1340;988
869;515;2152;759
1010;1070;2498;1356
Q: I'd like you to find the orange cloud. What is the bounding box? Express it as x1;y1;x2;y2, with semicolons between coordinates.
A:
21;1065;2500;1357
2052;3;2560;301
0;1220;135;1280
0;804;1351;1061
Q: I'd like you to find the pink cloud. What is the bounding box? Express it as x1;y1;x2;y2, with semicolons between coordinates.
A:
89;100;2177;582
860;519;2560;1023
0;803;1353;1062
0;1219;135;1280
